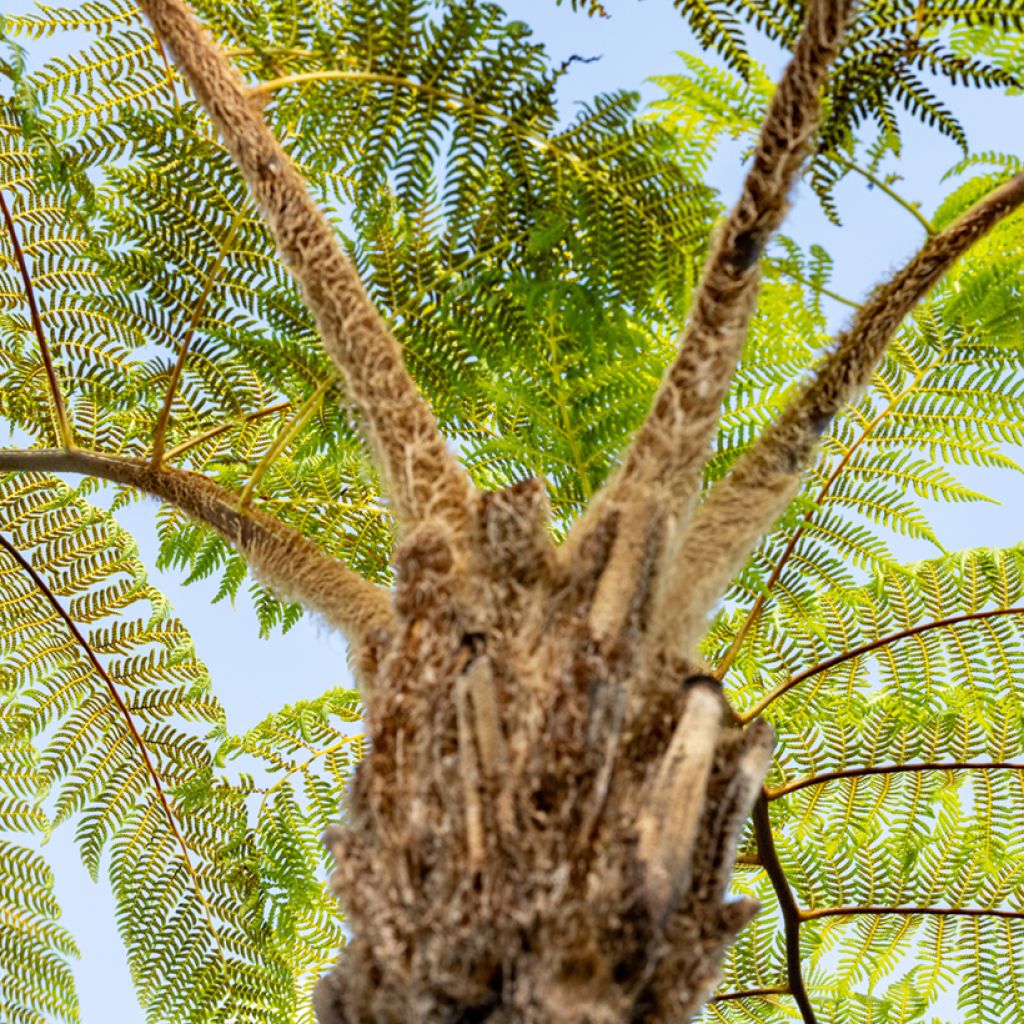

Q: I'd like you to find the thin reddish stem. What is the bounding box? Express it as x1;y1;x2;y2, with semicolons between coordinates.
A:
769;760;1024;799
741;606;1024;722
0;528;223;958
711;985;790;1003
0;189;73;448
752;794;817;1024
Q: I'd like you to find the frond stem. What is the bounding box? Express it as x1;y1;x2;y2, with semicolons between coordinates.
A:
238;374;336;510
566;0;856;648
151;26;181;109
741;605;1024;722
801;905;1024;922
752;794;817;1024
141;0;472;532
834;154;935;235
768;261;861;309
0;528;225;964
257;732;362;819
0;188;74;449
673;173;1024;662
711;985;790;1003
164;400;291;461
768;759;1024;799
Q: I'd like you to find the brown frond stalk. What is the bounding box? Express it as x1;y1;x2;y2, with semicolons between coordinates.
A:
741;605;1024;722
711;986;790;1003
768;760;1024;800
658;173;1024;658
0;447;394;651
0;529;223;964
138;0;471;533
752;795;817;1024
567;0;854;616
0;189;74;449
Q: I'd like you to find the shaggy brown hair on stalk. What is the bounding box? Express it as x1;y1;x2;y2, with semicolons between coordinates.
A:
0;0;1016;1019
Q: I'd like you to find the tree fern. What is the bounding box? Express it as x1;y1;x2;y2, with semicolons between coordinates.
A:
1;0;1023;1022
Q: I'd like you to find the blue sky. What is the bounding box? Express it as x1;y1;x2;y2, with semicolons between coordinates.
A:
3;0;1023;1020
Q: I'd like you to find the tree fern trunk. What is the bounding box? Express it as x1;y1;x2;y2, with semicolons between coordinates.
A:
313;488;772;1023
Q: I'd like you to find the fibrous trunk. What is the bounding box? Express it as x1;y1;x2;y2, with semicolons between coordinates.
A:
314;483;772;1023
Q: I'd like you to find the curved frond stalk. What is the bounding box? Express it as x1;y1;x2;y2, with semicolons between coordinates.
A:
705;541;1024;1017
138;0;473;534
0;527;227;972
768;761;1024;800
660;172;1024;659
0;447;394;651
0;188;73;448
570;0;856;643
833;153;935;235
742;604;1024;721
752;794;818;1024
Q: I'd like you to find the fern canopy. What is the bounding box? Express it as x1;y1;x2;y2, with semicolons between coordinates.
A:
0;0;1023;1022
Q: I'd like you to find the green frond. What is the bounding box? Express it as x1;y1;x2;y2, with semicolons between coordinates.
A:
647;5;1024;219
0;471;362;1021
0;842;79;1024
2;0;716;615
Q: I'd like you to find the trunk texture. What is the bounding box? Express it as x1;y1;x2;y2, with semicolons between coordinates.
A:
314;482;772;1023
